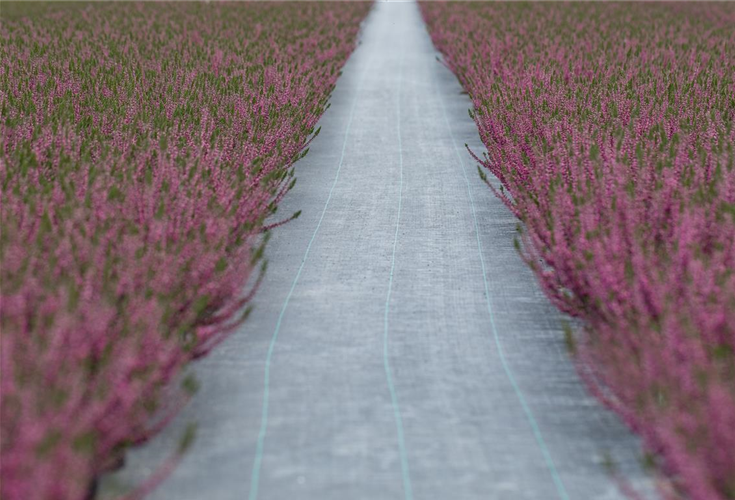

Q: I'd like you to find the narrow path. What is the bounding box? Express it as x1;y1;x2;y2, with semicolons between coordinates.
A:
101;3;654;499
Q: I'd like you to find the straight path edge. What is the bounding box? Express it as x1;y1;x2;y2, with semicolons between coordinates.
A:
247;53;377;500
430;47;572;500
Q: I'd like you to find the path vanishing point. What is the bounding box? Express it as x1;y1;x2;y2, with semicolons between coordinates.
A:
101;2;656;499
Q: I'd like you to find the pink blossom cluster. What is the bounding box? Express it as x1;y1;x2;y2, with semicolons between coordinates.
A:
420;3;735;499
0;3;370;499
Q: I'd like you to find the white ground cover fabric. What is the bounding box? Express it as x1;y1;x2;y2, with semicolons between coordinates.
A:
101;2;656;499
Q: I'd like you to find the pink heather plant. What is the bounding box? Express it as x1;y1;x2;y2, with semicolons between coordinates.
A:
420;2;735;499
0;2;370;499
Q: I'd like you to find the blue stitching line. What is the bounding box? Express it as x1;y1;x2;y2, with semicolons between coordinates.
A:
433;63;571;500
383;47;414;500
248;56;374;500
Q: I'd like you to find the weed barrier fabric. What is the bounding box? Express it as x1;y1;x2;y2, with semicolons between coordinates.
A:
102;3;655;499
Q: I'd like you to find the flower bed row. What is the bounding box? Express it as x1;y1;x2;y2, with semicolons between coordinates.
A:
420;3;735;499
0;2;370;499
